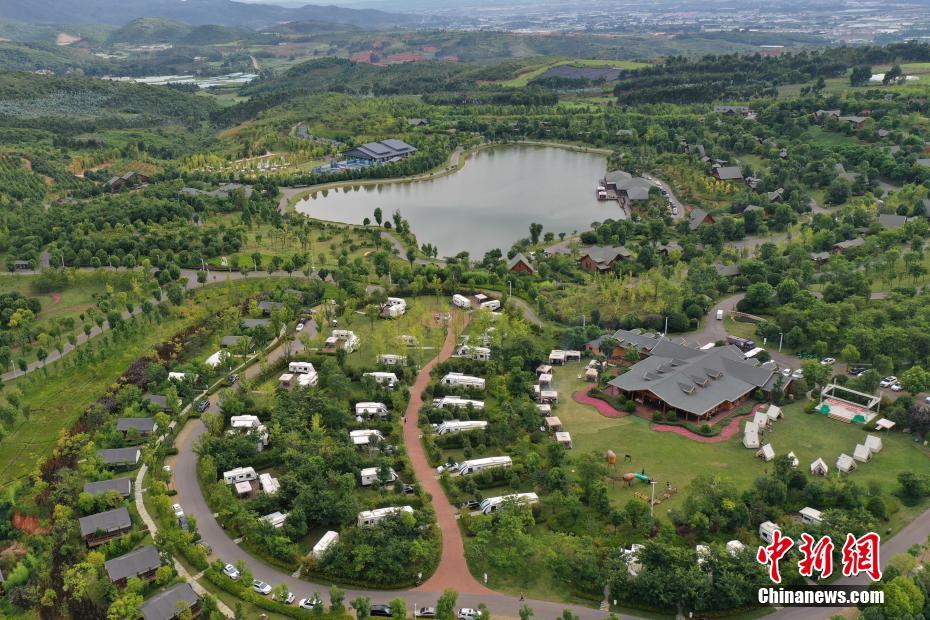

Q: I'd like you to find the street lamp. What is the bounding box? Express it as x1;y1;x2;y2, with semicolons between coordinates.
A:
649;481;657;516
778;332;784;353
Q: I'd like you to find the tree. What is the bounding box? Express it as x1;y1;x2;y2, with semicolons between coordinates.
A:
389;597;407;620
107;592;143;620
329;585;346;611
352;597;372;620
437;589;458;620
840;344;861;366
374;208;383;226
742;282;774;311
850;65;872;86
529;223;543;245
883;65;903;85
900;366;930;394
801;360;831;390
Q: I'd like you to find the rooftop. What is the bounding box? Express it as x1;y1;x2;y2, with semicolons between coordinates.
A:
79;506;131;538
105;545;161;582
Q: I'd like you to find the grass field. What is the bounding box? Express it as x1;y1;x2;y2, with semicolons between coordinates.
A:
552;364;930;532
498;58;648;87
0;279;270;487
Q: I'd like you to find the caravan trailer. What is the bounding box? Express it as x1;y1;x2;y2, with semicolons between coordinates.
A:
479;299;501;311
289;362;316;375
349;429;385;446
360;467;398;486
478;492;539;514
357;506;414;527
452;294;472;309
457;456;512;476
377;354;407;366
355;402;389;419
433;420;488;435
432;396;485;410
312;531;339;558
440;373;486;390
381;297;407;318
223;466;257;485
364;372;398;388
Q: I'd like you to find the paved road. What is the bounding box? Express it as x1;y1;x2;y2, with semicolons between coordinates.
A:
641;173;686;222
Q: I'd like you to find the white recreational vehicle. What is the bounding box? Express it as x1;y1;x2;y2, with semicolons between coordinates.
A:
223;466;257;485
479;299;501;311
433;420;488;435
289;361;316;375
381;297;407;318
364;372;399;388
440;373;486;390
258;473;280;494
452;294;472;309
312;531;339;558
478;492;538;514
326;329;360;352
377;354;407;366
432;395;485;410
357;506;414;527
457;456;512;476
759;521;781;544
355;402;389;419
360;466;398;486
457;345;491;361
349;429;385;446
228;415;269;450
259;511;287;529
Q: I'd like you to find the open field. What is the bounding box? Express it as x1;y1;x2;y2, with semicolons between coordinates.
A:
552;364;930;531
0;279;271;487
498;58;648;87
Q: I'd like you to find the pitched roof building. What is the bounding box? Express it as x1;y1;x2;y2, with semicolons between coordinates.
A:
83;477;132;498
507;253;536;274
105;545;162;585
712;166;744;181
97;447;141;468
688;208;715;231
344;139;417;163
140;583;200;620
578;246;631;272
79;506;132;546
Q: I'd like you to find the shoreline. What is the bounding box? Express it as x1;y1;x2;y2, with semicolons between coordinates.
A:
281;140;612;215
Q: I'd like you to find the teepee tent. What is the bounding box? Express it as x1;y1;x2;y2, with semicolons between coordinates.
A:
810;457;828;476
753;411;769;428
853;443;872;463
864;434;883;453
766;405;783;421
757;443;775;462
836;453;856;473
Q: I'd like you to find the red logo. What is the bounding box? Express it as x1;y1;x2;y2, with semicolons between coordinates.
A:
798;533;834;579
841;532;882;581
756;530;794;584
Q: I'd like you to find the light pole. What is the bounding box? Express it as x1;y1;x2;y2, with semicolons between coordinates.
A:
649;481;657;516
778;332;784;353
508;280;512;297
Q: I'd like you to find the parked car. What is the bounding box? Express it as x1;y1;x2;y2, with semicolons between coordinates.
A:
780;368;792;378
436;462;459;474
252;580;272;595
416;607;437;618
880;376;898;388
458;608;480;620
402;484;416;494
227;373;239;385
820;357;836;366
848;366;868;376
275;590;296;605
299;596;323;610
194;539;211;554
296;320;305;332
462;500;481;511
178;515;190;531
196;399;210;413
891;383;903;392
791;368;804;379
172;503;184;518
371;605;393;617
222;564;240;580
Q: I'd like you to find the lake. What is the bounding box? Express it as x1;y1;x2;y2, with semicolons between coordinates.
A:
294;145;623;257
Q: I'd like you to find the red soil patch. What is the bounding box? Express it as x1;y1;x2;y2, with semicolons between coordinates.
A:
12;511;48;535
651;403;764;443
573;388;629;418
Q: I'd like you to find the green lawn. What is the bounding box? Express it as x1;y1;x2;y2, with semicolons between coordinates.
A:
0;280;272;487
499;59;648;87
552;364;930;532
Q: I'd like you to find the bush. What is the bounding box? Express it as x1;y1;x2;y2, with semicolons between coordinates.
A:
651;412;662;422
700;423;712;435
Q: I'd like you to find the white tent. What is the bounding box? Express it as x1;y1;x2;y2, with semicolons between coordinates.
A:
864;434;883;453
786;451;799;468
743;422;760;449
766;405;783;422
753;411;769;428
756;443;775;462
726;540;745;557
874;418;895;431
853;443;872;463
836;453;857;473
810;458;829;476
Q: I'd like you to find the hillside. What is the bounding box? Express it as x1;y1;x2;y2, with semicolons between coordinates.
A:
107;17;248;44
0;0;417;29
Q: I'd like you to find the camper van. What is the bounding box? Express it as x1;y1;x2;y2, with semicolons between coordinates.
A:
381;297;407;318
432;396;485;410
440;373;486;390
312;531;339;558
716;309;724;320
433;420;488;435
759;521;781;544
478;492;538;514
349;429;385;446
357;506;414;527
457;345;491;361
223;466;257;485
355;402;389;419
360;467;398;486
452;294;472;309
457;456;512;476
479;299;501;311
364;372;398;388
377;354;407;366
289;362;316;375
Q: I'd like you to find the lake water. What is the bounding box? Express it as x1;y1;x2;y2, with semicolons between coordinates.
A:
294;145;622;257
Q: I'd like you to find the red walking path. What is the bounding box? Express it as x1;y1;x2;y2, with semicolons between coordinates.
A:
405;313;493;595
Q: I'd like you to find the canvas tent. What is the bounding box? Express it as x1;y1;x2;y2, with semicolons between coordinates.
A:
753;411;769;428
743;421;760;449
864;434;883;453
786;451;799;468
810;458;828;476
766;405;783;421
756;443;775;462
853;443;872;463
836;453;857;473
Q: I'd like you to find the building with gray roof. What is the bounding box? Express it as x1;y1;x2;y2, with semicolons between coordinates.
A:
344;139;416;163
877;213;908;229
602;170;654;202
606;345;779;419
79;506;132;546
241;318;271;329
140;583;200;620
116;418;158;435
97;447;141;468
578;246;632;272
83;477;132;498
105;545;162;585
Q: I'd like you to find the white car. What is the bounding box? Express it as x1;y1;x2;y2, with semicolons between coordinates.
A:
299;596;323;610
791;368;804;379
276;590;296;605
820;357;836;366
252;580;272;595
436;462;459;474
458;609;480;620
295;320;305;332
880;376;898;388
780;368;791;378
222;564;240;580
172;503;184;518
891;383;903;392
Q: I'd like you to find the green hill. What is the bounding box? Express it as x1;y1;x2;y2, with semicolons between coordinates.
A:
107;17;193;44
